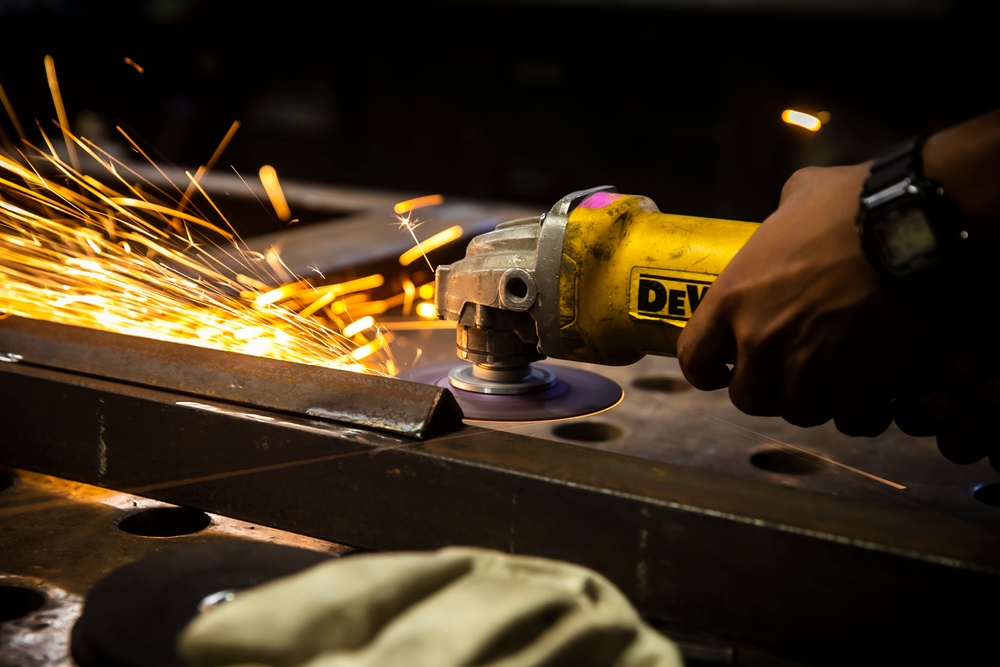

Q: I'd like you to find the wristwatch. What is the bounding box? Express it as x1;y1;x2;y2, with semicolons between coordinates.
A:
856;133;969;282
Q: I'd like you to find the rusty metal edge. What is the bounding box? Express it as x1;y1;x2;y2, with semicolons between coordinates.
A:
0;316;464;439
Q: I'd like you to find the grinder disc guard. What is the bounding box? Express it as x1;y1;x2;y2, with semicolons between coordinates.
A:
402;362;623;422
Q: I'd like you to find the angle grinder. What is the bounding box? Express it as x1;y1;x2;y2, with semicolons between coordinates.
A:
403;185;759;422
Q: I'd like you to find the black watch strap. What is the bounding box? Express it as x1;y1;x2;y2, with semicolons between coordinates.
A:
862;133;929;195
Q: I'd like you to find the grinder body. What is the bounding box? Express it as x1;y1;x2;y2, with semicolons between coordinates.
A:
435;186;759;377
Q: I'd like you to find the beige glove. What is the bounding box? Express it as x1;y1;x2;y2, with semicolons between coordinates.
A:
177;546;684;667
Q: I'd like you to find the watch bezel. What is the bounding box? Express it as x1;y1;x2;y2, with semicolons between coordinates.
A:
859;178;954;280
856;134;967;283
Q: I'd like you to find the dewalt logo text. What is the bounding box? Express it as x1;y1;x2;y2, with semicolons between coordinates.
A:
629;268;714;324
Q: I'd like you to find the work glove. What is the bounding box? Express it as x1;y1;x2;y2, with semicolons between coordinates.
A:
177;545;684;667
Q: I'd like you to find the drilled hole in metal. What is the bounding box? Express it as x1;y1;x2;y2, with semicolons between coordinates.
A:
973;483;1000;507
749;448;827;475
0;470;14;493
632;375;691;393
0;584;46;622
551;421;623;443
118;506;212;538
506;277;528;299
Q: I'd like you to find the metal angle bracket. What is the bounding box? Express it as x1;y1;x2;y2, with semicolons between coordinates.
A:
0;316;464;439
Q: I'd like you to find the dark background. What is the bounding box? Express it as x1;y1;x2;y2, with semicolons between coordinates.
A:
0;0;995;223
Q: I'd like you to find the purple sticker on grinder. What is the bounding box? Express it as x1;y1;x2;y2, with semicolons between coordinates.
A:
578;191;622;209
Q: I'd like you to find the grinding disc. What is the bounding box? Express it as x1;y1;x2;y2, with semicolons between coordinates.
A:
71;541;335;667
401;362;623;422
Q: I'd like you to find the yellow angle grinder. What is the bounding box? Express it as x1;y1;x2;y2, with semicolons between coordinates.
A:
404;185;760;421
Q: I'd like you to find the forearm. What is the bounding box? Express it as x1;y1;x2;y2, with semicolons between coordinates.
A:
922;108;1000;255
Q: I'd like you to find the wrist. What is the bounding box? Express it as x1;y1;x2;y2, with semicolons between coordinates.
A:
921;108;1000;256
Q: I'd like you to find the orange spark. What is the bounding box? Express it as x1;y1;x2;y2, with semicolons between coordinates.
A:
393;194;444;215
0;80;26;144
399;225;462;267
259;164;292;223
392;194;447;272
44;55;79;171
172;120;241;227
0;58;407;376
343;315;375;338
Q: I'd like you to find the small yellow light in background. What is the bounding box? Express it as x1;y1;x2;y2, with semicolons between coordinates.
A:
123;57;144;74
418;283;434;300
259;165;292;222
781;109;831;132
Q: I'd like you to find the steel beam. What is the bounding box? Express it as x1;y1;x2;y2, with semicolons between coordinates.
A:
0;317;463;439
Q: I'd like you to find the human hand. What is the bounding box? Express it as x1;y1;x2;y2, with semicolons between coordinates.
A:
892;331;1000;471
677;162;925;436
177;546;684;667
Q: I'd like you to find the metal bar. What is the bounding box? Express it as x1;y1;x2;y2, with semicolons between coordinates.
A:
0;316;463;439
2;359;999;664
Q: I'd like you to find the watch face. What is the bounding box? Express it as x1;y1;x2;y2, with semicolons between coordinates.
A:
875;208;938;272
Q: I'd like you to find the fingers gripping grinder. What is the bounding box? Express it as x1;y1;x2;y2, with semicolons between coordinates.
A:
422;185;759;421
